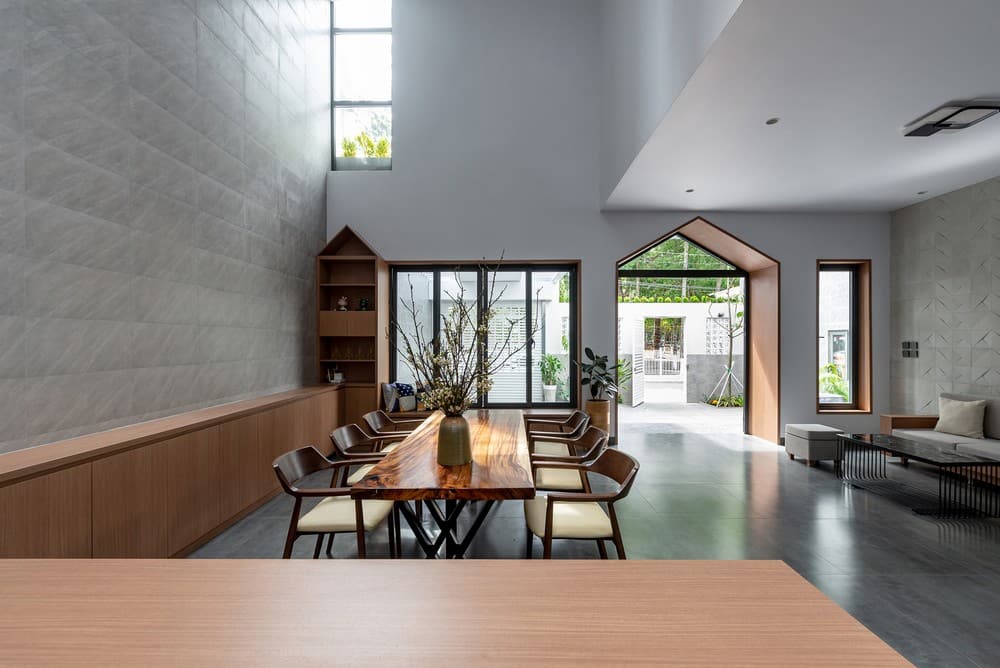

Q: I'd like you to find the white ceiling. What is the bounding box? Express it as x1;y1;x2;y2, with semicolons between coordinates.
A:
606;0;1000;212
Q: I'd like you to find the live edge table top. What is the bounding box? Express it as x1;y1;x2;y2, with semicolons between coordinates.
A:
351;409;536;501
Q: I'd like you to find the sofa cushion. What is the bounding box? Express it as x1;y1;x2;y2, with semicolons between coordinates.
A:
785;424;842;441
954;440;1000;461
891;429;960;449
935;396;986;439
941;393;1000;440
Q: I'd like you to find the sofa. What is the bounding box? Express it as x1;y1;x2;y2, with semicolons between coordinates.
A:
890;392;1000;460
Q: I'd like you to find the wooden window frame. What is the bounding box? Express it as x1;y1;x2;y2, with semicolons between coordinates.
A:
816;260;872;414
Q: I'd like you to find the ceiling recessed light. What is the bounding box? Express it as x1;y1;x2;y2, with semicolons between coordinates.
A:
765;117;780;125
917;190;928;195
685;188;695;193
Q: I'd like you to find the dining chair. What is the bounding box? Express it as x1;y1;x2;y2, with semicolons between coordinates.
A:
273;446;398;559
363;410;425;438
524;448;639;560
528;414;593;457
330;423;424;525
525;410;589;436
531;426;609;492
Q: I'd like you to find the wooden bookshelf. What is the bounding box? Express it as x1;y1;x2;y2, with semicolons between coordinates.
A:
316;227;389;425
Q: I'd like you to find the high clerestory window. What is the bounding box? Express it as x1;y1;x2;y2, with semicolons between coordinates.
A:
332;0;392;170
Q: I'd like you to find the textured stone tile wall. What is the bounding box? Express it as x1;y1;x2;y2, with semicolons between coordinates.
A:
0;0;331;453
890;176;1000;413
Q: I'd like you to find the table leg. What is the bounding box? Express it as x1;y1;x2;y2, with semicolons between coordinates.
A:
446;500;457;558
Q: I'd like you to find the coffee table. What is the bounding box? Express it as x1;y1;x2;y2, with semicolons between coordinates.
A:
837;433;1000;517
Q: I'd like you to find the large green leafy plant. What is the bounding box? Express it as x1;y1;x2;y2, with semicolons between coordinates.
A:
577;348;621;401
539;353;563;386
819;363;849;401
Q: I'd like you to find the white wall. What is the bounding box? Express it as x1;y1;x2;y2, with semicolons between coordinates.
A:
600;0;741;202
328;0;890;437
617;302;746;357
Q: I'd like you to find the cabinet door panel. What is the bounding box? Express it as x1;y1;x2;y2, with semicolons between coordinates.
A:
0;466;92;558
93;445;169;558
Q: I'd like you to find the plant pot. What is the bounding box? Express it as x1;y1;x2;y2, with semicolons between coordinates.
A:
437;415;472;466
542;385;557;402
585;399;610;432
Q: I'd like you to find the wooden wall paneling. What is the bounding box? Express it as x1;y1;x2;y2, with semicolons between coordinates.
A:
747;264;781;443
93;444;170;558
165;428;222;555
219;415;261;521
0;465;92;558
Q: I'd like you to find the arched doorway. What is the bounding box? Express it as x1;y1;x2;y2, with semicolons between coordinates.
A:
616;217;780;442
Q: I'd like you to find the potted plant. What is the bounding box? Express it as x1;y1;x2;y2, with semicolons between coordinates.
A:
576;347;620;432
538;354;563;402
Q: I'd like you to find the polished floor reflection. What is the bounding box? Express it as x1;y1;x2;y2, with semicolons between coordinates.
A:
193;424;1000;667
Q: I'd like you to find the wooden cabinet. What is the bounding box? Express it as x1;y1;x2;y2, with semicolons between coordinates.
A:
93;444;170;558
0;466;92;558
0;385;344;559
317;227;389;414
219;414;263;519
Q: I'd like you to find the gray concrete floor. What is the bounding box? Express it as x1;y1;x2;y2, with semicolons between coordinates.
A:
192;422;1000;667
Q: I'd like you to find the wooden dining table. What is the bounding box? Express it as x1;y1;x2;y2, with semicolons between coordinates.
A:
0;560;909;666
351;409;535;558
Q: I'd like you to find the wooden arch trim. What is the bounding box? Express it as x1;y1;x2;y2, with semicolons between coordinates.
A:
617;217;781;443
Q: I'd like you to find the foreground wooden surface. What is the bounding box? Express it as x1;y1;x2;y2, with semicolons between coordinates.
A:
352;409;535;500
0;560;907;667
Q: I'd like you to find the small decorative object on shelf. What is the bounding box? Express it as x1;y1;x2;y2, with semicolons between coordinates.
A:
358;297;370;311
336;296;349;311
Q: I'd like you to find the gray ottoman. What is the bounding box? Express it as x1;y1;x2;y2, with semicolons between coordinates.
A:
784;424;842;467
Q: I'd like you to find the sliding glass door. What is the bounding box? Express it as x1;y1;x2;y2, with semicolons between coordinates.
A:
390;264;577;408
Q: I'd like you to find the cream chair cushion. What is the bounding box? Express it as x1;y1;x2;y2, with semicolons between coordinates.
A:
524;497;612;539
297;497;393;533
533;441;571;457
346;463;375;485
535;467;585;491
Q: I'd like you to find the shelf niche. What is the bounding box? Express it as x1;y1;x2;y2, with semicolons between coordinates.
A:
316;227;389;424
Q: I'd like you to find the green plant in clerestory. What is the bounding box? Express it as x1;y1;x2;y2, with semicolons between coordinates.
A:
341;137;358;158
576;348;621;401
539;353;563;386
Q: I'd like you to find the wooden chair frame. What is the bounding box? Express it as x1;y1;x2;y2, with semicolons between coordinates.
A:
362;410;425;439
273;446;400;560
330;424;424;523
525;449;639;561
524;410;590;444
530;427;609;493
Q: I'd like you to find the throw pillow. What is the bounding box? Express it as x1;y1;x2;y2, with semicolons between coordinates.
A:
393;383;415;411
935;396;987;439
382;383;399;412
